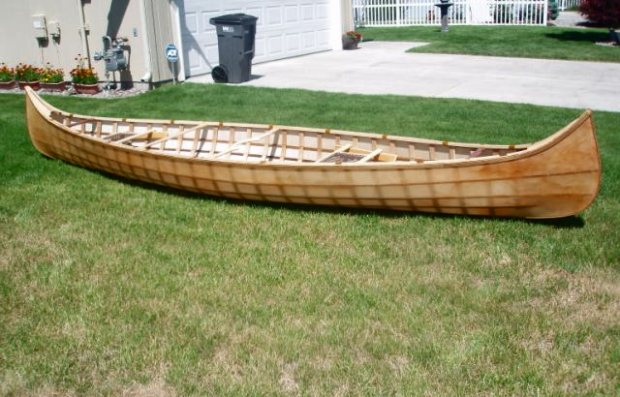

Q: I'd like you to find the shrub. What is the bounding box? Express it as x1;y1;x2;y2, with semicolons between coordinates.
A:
548;0;559;21
70;55;98;84
580;0;620;28
14;64;42;82
0;63;14;82
41;63;64;83
344;31;363;41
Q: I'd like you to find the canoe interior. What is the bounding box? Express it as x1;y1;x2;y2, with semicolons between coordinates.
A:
51;111;528;165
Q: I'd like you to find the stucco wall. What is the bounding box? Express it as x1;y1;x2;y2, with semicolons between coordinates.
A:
0;0;177;85
0;0;352;86
341;0;354;31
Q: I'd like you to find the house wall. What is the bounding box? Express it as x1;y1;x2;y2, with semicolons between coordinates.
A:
341;0;354;32
0;0;178;86
142;0;178;84
0;0;353;86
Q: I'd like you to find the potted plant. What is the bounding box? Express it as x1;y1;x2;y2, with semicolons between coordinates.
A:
40;63;66;92
70;55;99;94
342;31;363;50
15;63;42;90
0;63;16;90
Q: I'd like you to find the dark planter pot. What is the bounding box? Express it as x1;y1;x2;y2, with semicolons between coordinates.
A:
342;37;360;50
610;28;620;45
18;81;41;91
41;81;67;92
0;80;16;90
74;83;100;95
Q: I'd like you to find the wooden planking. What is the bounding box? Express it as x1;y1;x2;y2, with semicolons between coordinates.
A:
190;127;201;157
209;126;219;156
429;146;436;161
260;133;270;161
298;132;305;163
243;128;252;161
23;87;601;219
62;115;524;165
280;131;288;161
176;125;185;154
226;127;236;159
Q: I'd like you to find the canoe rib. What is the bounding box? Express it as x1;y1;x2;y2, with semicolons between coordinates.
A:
24;87;601;218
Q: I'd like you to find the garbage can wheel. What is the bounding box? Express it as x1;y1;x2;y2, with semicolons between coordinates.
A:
212;66;228;83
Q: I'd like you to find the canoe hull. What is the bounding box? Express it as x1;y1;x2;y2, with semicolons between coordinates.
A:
25;89;600;218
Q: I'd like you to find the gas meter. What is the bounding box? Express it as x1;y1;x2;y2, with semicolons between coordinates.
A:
94;36;128;72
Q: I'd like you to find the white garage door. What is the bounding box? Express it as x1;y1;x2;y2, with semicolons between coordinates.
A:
181;0;331;77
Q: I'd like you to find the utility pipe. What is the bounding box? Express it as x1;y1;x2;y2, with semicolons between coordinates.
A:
139;0;152;83
76;0;92;67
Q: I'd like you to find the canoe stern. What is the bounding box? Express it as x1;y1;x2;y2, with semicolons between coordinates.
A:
24;87;59;159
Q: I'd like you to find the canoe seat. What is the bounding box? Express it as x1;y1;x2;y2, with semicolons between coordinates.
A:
106;130;168;144
317;145;397;163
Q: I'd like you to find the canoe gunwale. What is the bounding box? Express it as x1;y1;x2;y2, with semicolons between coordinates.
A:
25;87;592;171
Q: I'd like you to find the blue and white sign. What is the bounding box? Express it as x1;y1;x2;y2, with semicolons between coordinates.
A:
165;43;179;63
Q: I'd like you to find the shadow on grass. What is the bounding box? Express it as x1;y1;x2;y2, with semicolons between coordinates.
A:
86;164;586;229
545;30;611;43
530;216;585;228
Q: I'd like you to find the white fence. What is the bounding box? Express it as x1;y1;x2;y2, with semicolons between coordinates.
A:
353;0;549;27
558;0;580;10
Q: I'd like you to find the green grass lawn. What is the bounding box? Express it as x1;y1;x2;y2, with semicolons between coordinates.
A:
360;26;620;62
1;84;619;396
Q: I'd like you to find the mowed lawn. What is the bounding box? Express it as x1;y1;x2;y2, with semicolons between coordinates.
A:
1;84;619;396
360;26;620;63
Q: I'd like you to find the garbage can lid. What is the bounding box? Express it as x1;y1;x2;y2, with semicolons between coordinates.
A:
210;13;258;26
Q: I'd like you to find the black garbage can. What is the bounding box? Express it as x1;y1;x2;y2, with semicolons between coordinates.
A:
209;13;258;83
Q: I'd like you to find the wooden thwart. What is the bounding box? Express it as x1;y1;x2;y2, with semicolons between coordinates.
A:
212;128;279;158
359;148;383;163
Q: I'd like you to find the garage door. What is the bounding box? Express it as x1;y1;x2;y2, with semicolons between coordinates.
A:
181;0;331;77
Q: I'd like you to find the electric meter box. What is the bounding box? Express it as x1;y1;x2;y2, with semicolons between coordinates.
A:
48;21;61;38
32;14;48;39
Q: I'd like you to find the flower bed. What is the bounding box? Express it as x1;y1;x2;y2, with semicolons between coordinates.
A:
70;55;100;94
41;63;67;91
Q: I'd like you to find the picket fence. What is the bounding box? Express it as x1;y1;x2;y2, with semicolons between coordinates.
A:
558;0;581;10
352;0;550;27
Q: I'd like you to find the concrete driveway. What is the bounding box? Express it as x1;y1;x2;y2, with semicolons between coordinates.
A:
188;41;620;112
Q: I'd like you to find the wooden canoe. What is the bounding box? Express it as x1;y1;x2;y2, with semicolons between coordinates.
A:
24;87;601;219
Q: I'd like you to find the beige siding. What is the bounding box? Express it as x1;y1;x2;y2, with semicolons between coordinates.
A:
341;0;354;31
143;0;176;83
0;1;83;72
0;0;177;85
0;0;350;85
